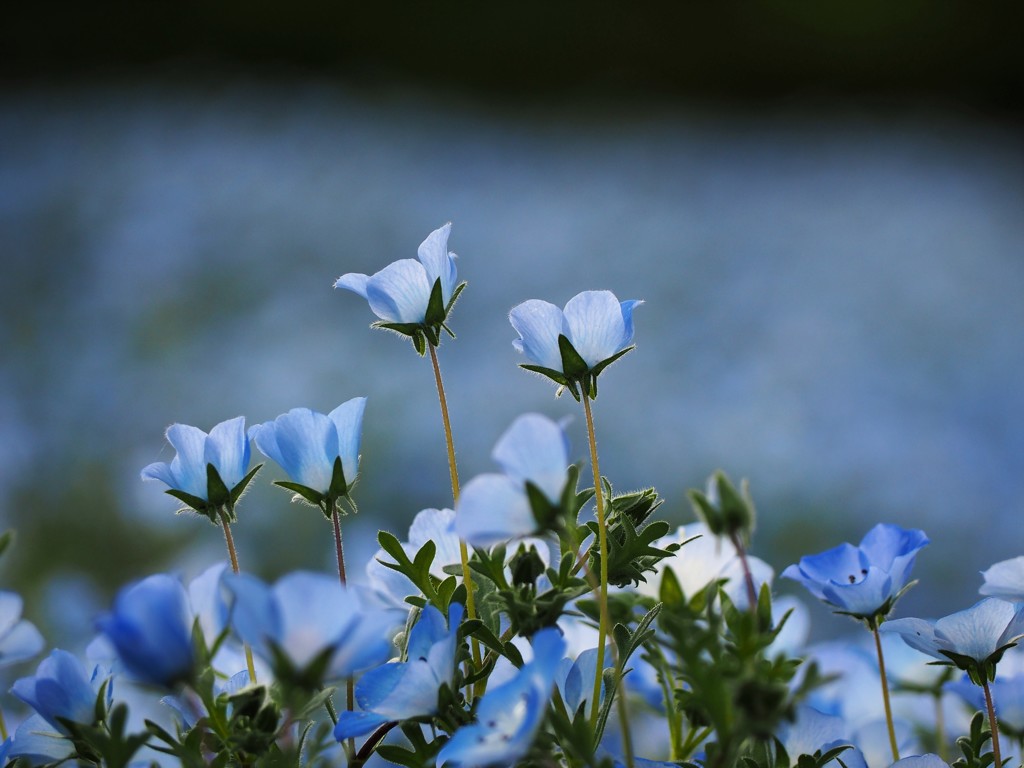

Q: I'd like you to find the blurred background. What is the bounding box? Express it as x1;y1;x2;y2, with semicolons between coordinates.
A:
1;2;1023;651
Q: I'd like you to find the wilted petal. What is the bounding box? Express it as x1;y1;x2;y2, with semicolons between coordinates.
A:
563;290;628;368
510;299;564;371
456;474;537;547
416;222;457;302
491;413;569;503
327;397;367;486
366;258;432;323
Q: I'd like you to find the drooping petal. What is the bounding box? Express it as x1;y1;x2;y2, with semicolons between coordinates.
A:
491;413;569;503
327;397;367;487
509;299;565;371
267;408;336;493
456;474;537;547
416;222;457;302
563;290;628;368
205;416;250;490
365;259;432;324
619;299;644;347
163;423;209;498
334;272;370;299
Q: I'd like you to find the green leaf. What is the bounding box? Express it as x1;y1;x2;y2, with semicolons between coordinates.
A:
660;566;684;607
0;529;13;559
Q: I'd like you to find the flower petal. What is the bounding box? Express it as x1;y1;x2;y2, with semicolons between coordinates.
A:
327;397;367;487
981;556;1024;601
366;259;432;324
619;299;643;347
563;290;628;369
205;416;250;489
491;414;569;503
509;299;565;371
334;272;370;298
268;409;336;493
456;474;537;547
164;423;209;498
416;222;457;302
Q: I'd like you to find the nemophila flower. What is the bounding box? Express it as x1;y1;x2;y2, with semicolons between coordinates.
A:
224;571;397;687
881;597;1024;684
12;649;105;735
141;416;261;523
947;670;1024;734
980;555;1024;601
96;573;195;688
6;715;76;765
781;523;929;622
776;706;867;768
249;398;367;509
456;413;571;547
437;627;565;768
334;603;464;740
335;222;465;352
510;290;641;400
556;646;611;715
0;590;44;667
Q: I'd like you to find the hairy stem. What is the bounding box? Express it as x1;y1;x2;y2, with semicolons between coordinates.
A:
330;498;355;757
221;515;257;685
983;677;1002;768
871;623;899;763
728;531;758;611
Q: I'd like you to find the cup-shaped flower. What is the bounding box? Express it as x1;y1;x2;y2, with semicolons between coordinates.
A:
249;398;367;511
335;223;464;353
141;416;261;523
224;571;397;689
456;413;572;547
510;290;642;400
12;650;104;735
0;591;44;668
437;627;565;768
980;555;1024;601
334;603;464;740
781;523;929;623
881;597;1024;684
96;573;195;688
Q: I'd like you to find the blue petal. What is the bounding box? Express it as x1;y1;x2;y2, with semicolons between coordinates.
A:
274;572;360;668
355;659;441;719
406;605;448;662
222;573;280;658
456;474;537;547
859;523;929;570
13;650;97;733
249;421;287;473
267;409;335;493
140;460;176;489
562;291;628;369
785;543;865;600
366;258;432;323
407;508;462;577
334;710;389;741
327;397;367;487
334;272;370;298
163;423;209;497
188;562;230;645
820;566;892;616
416;222;457;302
880;617;943;659
491;414;569;504
0;591;23;637
8;714;75;763
619;299;643;347
981;556;1024;600
934;598;1023;662
0;619;44;667
205;416;250;490
509;299;564;370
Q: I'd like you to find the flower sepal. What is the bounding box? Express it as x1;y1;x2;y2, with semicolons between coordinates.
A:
273;456;353;518
164;462;262;524
372;278;466;356
688;470;755;543
938;645;1015;686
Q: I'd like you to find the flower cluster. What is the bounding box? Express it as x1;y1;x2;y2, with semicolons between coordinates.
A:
1;223;1019;768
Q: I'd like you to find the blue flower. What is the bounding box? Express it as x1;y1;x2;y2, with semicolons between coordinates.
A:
455;414;571;547
96;573;195;688
334;604;464;740
224;571;398;687
11;649;103;734
5;716;76;765
437;628;565;768
249;398;367;507
510;290;642;399
141;416;260;522
335;223;464;351
781;523;929;622
0;591;44;668
881;597;1024;683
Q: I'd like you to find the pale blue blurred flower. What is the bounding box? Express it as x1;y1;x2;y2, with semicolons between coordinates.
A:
335;223;458;325
12;649;103;734
334;603;464;740
0;591;44;668
882;597;1024;680
224;570;397;684
890;756;952;768
249;397;367;501
437;627;565;768
980;555;1024;601
781;523;929;621
97;573;194;688
776;706;867;768
6;715;76;765
367;508;463;608
455;413;570;547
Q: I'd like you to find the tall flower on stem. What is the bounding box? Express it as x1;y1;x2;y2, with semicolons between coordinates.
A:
510;289;642;761
882;597;1024;768
335;223;483;695
141;415;261;682
782;523;930;763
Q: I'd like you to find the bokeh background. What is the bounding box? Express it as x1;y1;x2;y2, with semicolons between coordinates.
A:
2;3;1023;650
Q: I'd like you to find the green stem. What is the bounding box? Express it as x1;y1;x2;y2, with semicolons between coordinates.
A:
221;515;257;685
728;531;758;611
983;677;1002;768
427;343;482;693
935;691;947;762
581;393;634;768
0;705;8;741
330;499;355;758
871;623;899;763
